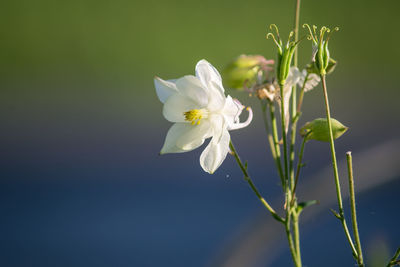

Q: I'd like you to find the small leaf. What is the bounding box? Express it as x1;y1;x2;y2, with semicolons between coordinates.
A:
297;200;318;213
330;208;342;219
300;118;348;142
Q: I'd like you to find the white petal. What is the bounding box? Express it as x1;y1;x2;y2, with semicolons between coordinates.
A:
163;93;198;123
195;59;224;94
154;77;177;103
160;122;212;154
280;84;292;134
200;129;230;174
207;86;226;112
227;107;253;131
222;96;244;125
286;67;301;87
303;73;321;92
175;75;208;107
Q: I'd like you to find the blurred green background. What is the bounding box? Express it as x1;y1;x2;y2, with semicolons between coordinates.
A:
0;0;399;266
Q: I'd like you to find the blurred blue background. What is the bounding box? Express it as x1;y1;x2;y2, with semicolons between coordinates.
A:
0;0;399;266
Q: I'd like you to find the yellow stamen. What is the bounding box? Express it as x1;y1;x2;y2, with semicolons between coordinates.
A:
184;109;207;125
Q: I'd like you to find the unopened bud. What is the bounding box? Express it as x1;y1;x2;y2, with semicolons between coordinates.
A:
303;24;339;76
300;118;348;142
222;55;273;90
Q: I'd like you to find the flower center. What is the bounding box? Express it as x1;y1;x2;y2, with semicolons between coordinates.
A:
184;109;208;125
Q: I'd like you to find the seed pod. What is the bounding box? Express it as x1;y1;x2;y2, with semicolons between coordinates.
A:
300;118;348;142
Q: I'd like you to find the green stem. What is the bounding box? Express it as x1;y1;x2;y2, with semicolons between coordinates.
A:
229;141;284;223
261;101;285;187
289;0;301;191
292;213;301;266
269;103;286;188
285;213;300;267
290;134;309;207
297;73;309;114
387;247;400;267
346;152;364;266
321;75;358;259
279;80;289;186
288;1;302;266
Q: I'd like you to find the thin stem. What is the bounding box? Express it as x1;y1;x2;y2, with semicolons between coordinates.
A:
297;73;309;113
261;101;285;186
269;103;286;188
290;134;309;207
292;213;301;266
279;81;289;186
346;152;364;266
387;247;400;267
229;141;284;223
289;0;301;190
285;214;300;267
321;75;358;259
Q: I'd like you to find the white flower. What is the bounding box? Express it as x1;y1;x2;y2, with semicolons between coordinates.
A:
155;59;253;174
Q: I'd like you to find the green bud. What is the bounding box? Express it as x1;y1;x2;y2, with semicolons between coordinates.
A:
300;118;348;142
303;24;339;76
222;55;271;90
266;24;299;86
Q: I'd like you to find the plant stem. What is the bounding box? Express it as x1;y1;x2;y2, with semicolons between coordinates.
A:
289;0;301;190
292;212;301;266
285;213;301;267
279;81;289;186
229;141;284;223
290;2;302;265
321;75;358;259
261;101;285;187
290;134;309;207
387;247;400;267
297;73;309;114
346;152;364;266
269;103;286;188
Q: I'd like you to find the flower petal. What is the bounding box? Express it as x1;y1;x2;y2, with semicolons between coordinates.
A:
154;76;177;103
228;107;253;131
175;75;208;107
160;122;212;154
195;59;224;94
199;129;230;174
195;60;226;111
222;96;244;125
163;93;198;123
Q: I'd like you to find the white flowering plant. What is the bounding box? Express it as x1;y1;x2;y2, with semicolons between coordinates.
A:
154;1;400;266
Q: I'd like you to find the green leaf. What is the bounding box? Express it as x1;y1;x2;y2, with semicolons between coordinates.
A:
297;200;318;213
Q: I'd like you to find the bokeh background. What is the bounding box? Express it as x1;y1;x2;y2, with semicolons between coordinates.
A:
1;0;399;266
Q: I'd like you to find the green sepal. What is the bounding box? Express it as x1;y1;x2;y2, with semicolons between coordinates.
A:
306;58;337;75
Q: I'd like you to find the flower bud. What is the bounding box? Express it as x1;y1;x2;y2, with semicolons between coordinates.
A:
300;118;348;142
222;55;273;90
266;24;300;86
303;24;339;76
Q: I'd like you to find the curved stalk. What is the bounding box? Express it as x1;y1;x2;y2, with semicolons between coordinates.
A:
229;141;284;223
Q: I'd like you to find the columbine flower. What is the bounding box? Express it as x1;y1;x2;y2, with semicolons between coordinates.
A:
155;59;253;174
